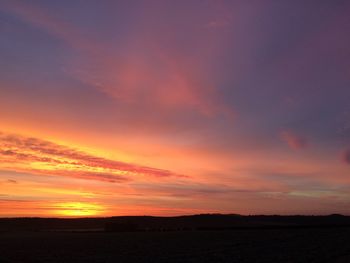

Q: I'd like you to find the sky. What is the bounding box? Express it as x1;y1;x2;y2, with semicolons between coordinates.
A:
1;0;350;217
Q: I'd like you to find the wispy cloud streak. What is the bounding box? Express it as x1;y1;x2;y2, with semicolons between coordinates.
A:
0;132;185;182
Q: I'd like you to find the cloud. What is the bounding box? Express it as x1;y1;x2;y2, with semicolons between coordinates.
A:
280;131;308;150
341;149;350;165
0;0;95;51
7;179;17;184
0;0;234;119
206;19;230;29
0;132;185;183
70;41;234;119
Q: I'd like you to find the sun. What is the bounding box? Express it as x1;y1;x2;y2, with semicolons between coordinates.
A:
54;202;104;217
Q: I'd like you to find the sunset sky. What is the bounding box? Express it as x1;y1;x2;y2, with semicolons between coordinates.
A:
1;0;350;217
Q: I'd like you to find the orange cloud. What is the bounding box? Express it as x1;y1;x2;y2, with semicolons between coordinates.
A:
0;199;106;217
0;132;185;183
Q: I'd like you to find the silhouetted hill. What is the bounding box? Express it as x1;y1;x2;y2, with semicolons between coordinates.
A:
1;214;350;232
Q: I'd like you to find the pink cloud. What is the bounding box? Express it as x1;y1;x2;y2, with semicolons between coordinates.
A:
0;1;234;118
71;46;233;118
280;131;308;150
341;149;350;164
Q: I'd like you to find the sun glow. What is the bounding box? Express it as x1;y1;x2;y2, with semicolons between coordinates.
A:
54;202;104;217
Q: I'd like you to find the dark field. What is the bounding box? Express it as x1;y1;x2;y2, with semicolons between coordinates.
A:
1;228;350;263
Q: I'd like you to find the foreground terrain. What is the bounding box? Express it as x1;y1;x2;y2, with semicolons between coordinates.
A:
1;228;350;263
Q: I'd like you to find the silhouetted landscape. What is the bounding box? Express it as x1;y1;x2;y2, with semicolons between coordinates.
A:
2;214;350;232
1;214;350;262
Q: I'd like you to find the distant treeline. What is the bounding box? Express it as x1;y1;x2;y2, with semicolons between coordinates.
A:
1;214;350;232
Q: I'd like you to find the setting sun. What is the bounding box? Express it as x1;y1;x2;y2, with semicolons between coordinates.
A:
54;202;104;217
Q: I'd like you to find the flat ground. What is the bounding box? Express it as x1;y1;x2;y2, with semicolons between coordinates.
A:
1;228;350;263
